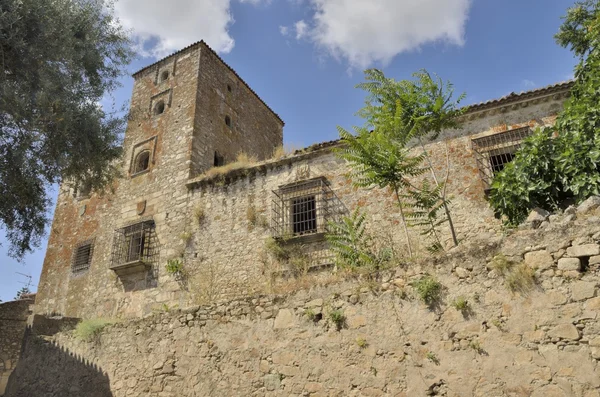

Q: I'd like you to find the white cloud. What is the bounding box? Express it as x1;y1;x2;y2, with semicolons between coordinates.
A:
294;20;308;40
115;0;268;58
280;25;290;36
302;0;472;69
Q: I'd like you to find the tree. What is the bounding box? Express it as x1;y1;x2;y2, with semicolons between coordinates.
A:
490;0;600;225
354;69;465;246
338;69;464;254
15;286;31;300
337;126;424;256
0;0;134;258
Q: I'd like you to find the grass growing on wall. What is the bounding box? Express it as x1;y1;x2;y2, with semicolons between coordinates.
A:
201;152;258;179
74;318;115;342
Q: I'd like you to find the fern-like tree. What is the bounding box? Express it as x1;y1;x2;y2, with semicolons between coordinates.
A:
337;127;424;257
326;208;390;270
355;70;465;246
338;69;465;253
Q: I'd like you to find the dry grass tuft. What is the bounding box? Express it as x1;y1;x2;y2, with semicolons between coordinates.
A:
201;152;258;179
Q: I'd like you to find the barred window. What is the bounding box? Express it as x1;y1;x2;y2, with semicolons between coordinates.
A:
471;127;532;190
272;177;336;239
72;240;94;274
110;220;158;274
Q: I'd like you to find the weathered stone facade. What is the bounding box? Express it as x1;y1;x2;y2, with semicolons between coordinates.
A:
0;297;33;396
6;208;600;397
33;40;571;320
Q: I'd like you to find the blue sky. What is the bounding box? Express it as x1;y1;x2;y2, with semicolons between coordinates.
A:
0;0;580;301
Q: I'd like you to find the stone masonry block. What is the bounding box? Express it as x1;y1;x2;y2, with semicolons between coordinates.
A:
571;282;596;301
524;250;553;270
566;244;600;258
557;258;581;271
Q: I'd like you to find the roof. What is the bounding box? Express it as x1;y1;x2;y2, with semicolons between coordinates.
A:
132;41;284;125
463;80;574;114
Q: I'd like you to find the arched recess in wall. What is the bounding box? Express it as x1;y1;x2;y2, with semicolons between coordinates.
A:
154;100;165;115
134;150;150;174
160;70;169;82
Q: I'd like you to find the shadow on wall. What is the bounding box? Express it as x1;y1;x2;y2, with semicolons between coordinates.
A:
4;318;112;397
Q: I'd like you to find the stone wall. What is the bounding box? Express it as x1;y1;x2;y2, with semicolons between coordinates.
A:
6;206;600;397
0;298;33;396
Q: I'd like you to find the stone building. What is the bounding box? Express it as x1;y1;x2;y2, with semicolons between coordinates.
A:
33;40;572;319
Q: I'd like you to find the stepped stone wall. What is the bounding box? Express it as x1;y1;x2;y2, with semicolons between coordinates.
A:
0;298;33;396
6;204;600;397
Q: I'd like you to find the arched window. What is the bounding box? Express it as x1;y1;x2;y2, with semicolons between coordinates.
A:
154;100;165;115
160;70;169;82
134;150;150;174
225;115;231;128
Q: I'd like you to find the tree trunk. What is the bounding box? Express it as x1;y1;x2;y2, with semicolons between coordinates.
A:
393;185;413;257
418;138;459;247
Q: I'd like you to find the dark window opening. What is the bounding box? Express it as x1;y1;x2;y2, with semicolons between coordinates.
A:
134;150;150;174
214;151;224;167
126;229;146;263
471;127;532;190
227;84;232;92
111;220;158;268
489;151;516;174
225;115;231;128
292;196;317;235
72;242;93;273
154;100;165;115
160;70;169;82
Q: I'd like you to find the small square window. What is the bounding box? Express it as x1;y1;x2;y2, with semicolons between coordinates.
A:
292;196;317;235
110;220;158;275
272;177;334;239
72;241;94;274
471;127;531;190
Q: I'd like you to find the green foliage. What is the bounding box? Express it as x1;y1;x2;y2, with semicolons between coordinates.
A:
491;1;600;225
356;337;368;349
451;296;470;312
426;351;439;365
326;208;390;271
411;275;442;307
328;309;346;330
165;258;185;276
15;286;31;300
469;340;485;355
264;237;310;277
0;0;134;258
405;179;450;252
337;69;465;255
74;318;114;342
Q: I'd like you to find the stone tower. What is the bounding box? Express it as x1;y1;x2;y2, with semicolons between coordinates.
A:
34;41;284;317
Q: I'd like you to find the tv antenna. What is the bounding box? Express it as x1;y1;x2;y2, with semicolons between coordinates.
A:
15;272;33;289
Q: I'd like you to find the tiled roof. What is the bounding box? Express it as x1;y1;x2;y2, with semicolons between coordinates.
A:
132;41;284;125
463;80;574;114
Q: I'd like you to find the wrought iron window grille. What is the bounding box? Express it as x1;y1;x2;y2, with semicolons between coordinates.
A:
110;220;159;271
471;126;532;190
71;239;94;274
271;176;343;240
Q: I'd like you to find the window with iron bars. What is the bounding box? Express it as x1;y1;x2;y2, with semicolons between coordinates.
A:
471;126;532;190
271;177;336;239
71;240;94;274
110;220;158;269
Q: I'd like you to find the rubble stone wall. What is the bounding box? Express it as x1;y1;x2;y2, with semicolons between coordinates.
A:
0;299;33;396
6;206;600;397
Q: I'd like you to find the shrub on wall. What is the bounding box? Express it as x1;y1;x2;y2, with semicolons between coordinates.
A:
490;0;600;225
